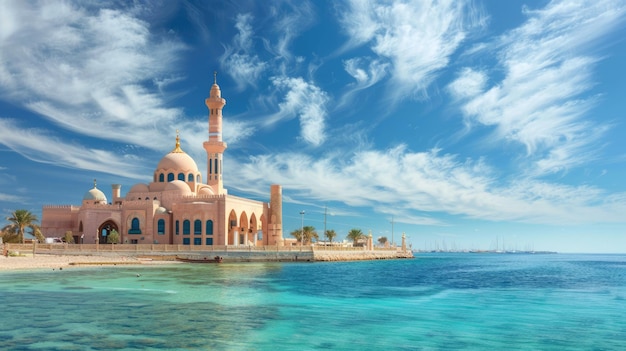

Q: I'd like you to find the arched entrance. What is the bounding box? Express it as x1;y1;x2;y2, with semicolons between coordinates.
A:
249;213;258;246
98;220;119;244
239;212;249;245
227;210;238;246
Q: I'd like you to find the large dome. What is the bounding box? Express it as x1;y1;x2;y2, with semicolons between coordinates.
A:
156;152;199;173
155;135;199;173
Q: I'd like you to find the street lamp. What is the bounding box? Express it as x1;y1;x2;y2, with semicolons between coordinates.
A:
300;210;305;247
390;215;395;247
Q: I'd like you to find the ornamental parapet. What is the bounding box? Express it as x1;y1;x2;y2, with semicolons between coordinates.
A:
81;203;122;209
182;194;227;200
122;200;160;206
43;205;81;210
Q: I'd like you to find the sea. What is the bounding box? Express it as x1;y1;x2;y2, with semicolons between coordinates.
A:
0;253;624;351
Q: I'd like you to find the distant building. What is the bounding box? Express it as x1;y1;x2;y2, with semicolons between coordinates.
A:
42;76;284;246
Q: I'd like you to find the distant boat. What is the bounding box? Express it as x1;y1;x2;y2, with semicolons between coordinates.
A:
176;255;223;263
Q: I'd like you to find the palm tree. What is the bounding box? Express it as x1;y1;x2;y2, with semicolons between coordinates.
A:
290;228;303;244
346;228;364;247
291;225;318;245
325;229;337;244
303;226;319;245
378;236;388;246
3;209;41;243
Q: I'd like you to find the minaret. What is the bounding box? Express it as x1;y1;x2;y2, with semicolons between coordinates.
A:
203;71;227;194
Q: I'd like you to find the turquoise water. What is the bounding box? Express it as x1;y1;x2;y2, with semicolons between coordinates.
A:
1;254;625;350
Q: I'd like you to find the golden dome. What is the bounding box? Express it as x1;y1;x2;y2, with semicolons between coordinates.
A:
155;133;199;174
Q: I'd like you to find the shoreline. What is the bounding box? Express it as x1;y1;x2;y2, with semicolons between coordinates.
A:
0;253;175;272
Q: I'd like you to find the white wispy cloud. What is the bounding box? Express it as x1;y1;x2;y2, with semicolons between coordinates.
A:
221;13;267;91
448;0;626;176
0;119;149;179
264;76;329;146
0;193;23;203
339;0;486;101
447;67;487;101
220;1;315;87
339;58;389;109
0;1;186;152
267;0;315;62
229;145;626;225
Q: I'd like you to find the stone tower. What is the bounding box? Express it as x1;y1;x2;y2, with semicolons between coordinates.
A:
269;184;284;246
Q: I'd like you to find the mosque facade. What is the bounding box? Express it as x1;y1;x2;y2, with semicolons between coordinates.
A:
41;77;285;247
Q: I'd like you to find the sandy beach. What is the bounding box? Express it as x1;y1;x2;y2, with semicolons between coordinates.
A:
0;253;173;271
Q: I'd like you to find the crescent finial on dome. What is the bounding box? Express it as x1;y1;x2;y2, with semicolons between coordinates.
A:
172;130;184;153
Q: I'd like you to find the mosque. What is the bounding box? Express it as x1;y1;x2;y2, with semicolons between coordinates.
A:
41;76;285;247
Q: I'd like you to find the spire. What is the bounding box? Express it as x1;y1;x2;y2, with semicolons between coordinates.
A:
93;178;97;188
171;130;184;153
210;71;222;99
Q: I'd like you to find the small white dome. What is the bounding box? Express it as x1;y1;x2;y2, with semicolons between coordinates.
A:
155;207;168;214
83;186;107;202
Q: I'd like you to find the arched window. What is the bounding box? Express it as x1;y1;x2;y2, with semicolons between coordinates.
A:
196;175;201;183
175;220;179;235
206;220;213;235
159;173;164;182
194;220;202;235
183;220;190;235
188;173;194;182
178;173;185;181
129;217;141;234
157;219;165;235
167;173;174;182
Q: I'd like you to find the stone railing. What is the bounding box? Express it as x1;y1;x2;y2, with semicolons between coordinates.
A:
3;243;412;262
5;243;315;253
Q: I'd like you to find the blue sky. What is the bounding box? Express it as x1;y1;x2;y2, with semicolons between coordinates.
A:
1;0;625;253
